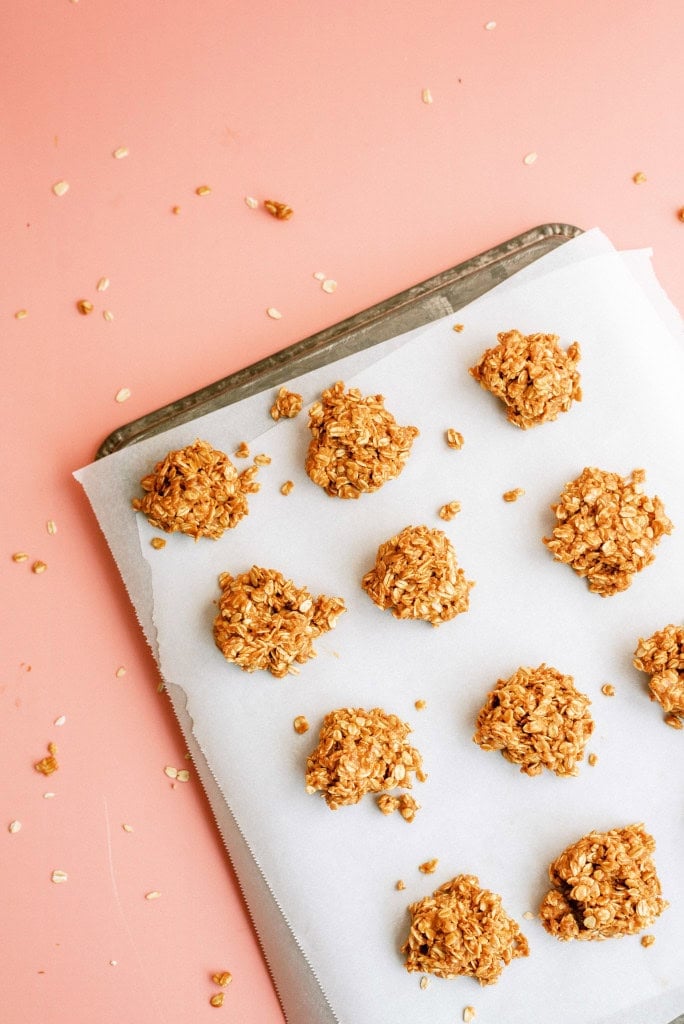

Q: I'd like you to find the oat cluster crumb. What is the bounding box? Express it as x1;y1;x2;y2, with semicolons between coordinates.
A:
293;715;310;735
132;439;260;540
213;567;345;678
234;441;250;459
377;792;420;822
446;428;464;449
362;524;474;626
305;707;425;810
396;879;406;891
264;199;293;220
543;467;673;596
419;858;439;874
270;386;303;420
539;824;668;941
34;742;59;776
469;329;582;428
634;624;684;725
305;381;419;499
402;874;529;985
601;683;616;697
502;488;525;503
641;934;656;948
150;537;166;550
438;501;461;522
280;480;294;496
473;664;594;777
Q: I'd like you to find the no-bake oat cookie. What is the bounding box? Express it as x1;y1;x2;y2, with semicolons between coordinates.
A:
132;439;260;540
402;874;529;985
469;329;581;428
213;566;345;678
539;824;667;941
362;524;474;626
473;664;594;777
305;381;419;498
634;624;684;726
543;466;673;596
305;707;425;810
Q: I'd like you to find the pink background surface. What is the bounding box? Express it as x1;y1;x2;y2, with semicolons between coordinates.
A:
2;3;682;1022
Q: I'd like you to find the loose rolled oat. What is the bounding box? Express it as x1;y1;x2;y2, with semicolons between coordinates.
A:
446;428;464;450
543;467;673;596
502;488;525;503
213;566;345;678
362;524;474;626
305;707;425;810
473;664;594;777
402;874;529;985
270;386;303;421
634;624;684;721
132;439;260;540
469;329;581;428
438;501;461;522
539;823;667;941
305;382;419;499
419;858;439;874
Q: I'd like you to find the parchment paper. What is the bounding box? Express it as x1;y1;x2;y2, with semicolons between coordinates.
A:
76;230;684;1024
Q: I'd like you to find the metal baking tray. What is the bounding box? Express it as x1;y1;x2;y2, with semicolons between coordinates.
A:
96;222;582;458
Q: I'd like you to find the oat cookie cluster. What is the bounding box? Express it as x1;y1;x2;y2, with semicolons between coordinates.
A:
305;381;419;498
469;329;582;428
539;824;667;941
132;439;260;540
473;664;594;777
212;566;346;678
305;707;425;810
269;386;303;420
401;874;529;985
543;466;673;596
634;624;684;725
362;524;474;626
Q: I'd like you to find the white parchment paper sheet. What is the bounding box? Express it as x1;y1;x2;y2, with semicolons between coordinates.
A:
76;230;684;1024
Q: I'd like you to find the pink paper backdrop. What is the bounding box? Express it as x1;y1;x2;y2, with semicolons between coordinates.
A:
2;3;682;1022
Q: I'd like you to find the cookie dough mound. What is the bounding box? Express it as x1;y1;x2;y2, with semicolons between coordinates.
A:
132;439;260;540
543;466;673;596
213;566;346;678
361;524;474;626
473;664;594;776
305;381;419;498
539;824;668;941
469;329;581;428
402;874;529;985
305;707;425;810
634;624;684;723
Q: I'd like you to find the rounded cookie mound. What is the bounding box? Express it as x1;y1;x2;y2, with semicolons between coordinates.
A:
543;466;673;596
634;624;684;727
213;566;346;678
469;329;581;428
132;438;260;540
361;524;474;626
539;823;668;941
401;874;529;985
305;381;419;498
473;664;594;777
305;706;425;810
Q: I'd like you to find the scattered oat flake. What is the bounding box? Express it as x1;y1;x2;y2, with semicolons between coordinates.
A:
8;820;22;834
46;520;57;535
313;271;326;281
439;501;461;522
43;792;55;799
54;715;66;727
452;323;464;332
254;453;271;466
421;87;433;104
145;890;162;900
195;185;212;196
641;934;656;947
234;441;250;459
280;480;294;496
503;487;525;502
52;180;69;196
15;309;28;320
150;537;166;550
115;388;131;403
601;683;616;697
264;199;293;220
103;309;115;322
172;205;181;215
293;715;310;734
588;752;598;766
76;299;94;315
464;1007;477;1023
122;824;134;833
32;560;47;574
523;911;535;920
267;307;282;319
396;879;406;891
51;870;68;884
12;552;29;563
115;666;126;678
176;770;190;782
110;960;118;966
322;279;338;294
485;19;497;29
632;171;647;184
523;151;538;165
244;196;258;209
415;699;427;710
113;146;129;160
419;858;439;874
446;429;464;449
420;976;429;989
209;993;224;1008
212;971;233;987
96;277;110;293
164;765;178;779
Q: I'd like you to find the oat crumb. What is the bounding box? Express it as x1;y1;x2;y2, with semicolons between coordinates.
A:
270;386;303;420
264;199;293;220
8;820;22;834
601;683;616;697
96;277;110;293
414;699;427;710
464;1008;477;1023
396;879;406;891
115;666;127;678
144;890;162;900
113;146;129;160
150;537;166;550
641;934;656;947
115;388;131;403
244;196;258;209
52;180;69;196
419;858;439;874
420;975;429;989
14;309;28;320
267;307;283;319
280;480;294;496
293;715;310;735
665;713;683;730
209;993;224;1008
452;323;465;332
503;488;525;503
34;744;59;776
51;870;68;884
588;752;598;766
12;552;29;563
439;501;461;522
446;428;464;449
253;453;271;466
234;441;250;459
76;299;94;315
32;560;47;574
677;207;684;223
522;911;535;920
632;171;647;184
195;185;212;196
421;88;433;104
122;824;134;833
212;971;233;987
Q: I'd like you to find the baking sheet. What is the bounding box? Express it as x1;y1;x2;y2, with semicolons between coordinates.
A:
76;228;684;1024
